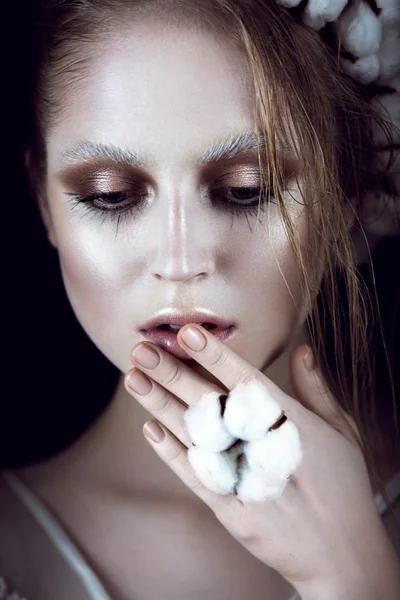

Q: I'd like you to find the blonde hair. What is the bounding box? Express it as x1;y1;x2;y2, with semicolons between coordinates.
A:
29;0;397;504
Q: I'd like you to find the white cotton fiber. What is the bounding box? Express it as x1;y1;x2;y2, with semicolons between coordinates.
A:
341;53;380;83
187;445;238;494
184;378;303;503
337;1;383;57
184;391;236;451
376;0;400;26
303;0;349;31
377;25;400;81
274;0;303;8
244;421;303;484
223;379;283;441
235;465;288;503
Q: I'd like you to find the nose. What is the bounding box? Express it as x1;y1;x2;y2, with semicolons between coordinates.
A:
150;193;217;283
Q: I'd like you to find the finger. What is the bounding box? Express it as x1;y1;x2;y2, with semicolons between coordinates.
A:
290;344;361;445
130;341;227;407
177;324;296;414
125;367;193;447
143;419;232;510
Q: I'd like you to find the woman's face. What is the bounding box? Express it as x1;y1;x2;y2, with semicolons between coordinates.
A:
42;16;306;381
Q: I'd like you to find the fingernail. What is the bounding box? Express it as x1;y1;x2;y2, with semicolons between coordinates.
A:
127;370;152;395
180;326;206;351
143;420;165;443
303;346;315;371
131;344;160;369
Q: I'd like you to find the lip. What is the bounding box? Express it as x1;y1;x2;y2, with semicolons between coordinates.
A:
139;311;234;332
139;325;237;360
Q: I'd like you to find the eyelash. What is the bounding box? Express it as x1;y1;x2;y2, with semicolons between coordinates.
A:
65;186;272;225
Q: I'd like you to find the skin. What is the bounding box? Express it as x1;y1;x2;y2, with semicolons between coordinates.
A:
42;18;307;382
19;14;400;600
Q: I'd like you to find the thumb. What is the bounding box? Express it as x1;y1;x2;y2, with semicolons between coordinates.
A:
290;344;361;446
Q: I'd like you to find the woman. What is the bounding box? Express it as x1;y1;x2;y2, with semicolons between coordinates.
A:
0;0;399;598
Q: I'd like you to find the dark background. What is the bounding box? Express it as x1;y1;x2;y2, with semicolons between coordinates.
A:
1;2;399;469
0;2;121;468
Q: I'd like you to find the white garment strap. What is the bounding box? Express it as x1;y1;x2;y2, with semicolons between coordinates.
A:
2;472;112;600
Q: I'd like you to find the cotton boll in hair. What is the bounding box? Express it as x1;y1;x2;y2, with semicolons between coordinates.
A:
223;379;283;441
341;53;380;83
336;1;383;57
302;0;349;31
377;25;400;81
376;0;400;26
187;445;239;494
274;0;303;7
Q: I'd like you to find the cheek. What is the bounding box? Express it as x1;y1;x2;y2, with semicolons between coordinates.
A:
222;210;308;371
57;230;132;343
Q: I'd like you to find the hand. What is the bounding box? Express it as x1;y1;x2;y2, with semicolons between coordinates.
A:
124;324;400;596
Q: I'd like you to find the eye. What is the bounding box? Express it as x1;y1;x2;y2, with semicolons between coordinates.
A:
224;187;261;202
210;185;273;219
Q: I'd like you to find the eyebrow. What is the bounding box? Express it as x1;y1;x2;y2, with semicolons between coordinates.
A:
57;131;289;169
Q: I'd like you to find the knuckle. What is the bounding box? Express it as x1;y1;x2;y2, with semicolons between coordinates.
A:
207;346;229;370
167;443;186;466
163;363;183;388
187;472;205;494
198;385;226;402
240;372;264;387
155;389;174;418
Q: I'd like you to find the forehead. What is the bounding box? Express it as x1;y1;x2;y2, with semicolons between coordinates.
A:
46;17;257;170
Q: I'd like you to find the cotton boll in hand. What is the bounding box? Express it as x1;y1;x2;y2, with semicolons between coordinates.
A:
223;379;283;441
187;442;245;495
184;379;303;503
184;391;236;451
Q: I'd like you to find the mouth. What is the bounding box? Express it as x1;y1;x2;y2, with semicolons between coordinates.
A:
139;323;236;360
155;322;218;332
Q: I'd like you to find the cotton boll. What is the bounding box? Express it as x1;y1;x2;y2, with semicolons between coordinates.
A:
376;0;400;26
377;25;400;80
275;0;303;6
236;463;287;503
244;420;303;485
381;74;400;92
184;391;236;451
337;1;383;57
377;74;400;92
302;0;349;31
187;445;238;494
223;379;283;441
341;53;380;83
